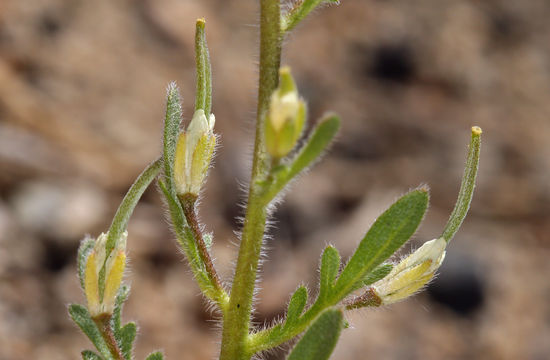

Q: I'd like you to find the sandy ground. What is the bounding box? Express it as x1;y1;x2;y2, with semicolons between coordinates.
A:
0;1;549;359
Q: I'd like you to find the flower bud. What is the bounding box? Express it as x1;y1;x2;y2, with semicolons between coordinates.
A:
174;109;216;197
265;67;306;159
372;237;446;304
83;232;127;317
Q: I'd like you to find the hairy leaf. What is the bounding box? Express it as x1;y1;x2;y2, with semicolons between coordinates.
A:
334;189;429;301
353;263;393;291
285;286;308;328
119;322;137;360
163;83;183;195
318;246;340;302
286;308;344;360
194;19;212;115
69;304;112;359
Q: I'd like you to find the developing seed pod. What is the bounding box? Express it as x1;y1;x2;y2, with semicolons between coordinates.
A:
265;67;306;159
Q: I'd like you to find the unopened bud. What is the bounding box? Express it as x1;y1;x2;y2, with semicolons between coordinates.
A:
372;237;446;304
83;232;127;317
174;109;216;197
265;67;306;159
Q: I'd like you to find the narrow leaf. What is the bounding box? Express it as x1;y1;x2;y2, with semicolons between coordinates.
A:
334;189;429;301
81;350;103;360
285;286;308;328
288;114;340;180
69;304;112;359
287;308;344;360
119;322;137;360
282;0;339;33
318;246;340;302
265;115;340;202
195;18;212;115
145;352;164;360
441;127;482;242
163;83;183;195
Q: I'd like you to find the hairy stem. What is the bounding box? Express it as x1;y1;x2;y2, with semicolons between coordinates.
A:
219;0;282;359
94;315;124;360
180;194;224;302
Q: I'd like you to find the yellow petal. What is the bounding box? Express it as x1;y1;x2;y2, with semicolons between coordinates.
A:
84;252;100;316
103;251;126;314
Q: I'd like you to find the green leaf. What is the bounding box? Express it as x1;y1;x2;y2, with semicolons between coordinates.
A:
287;114;340;180
145;352;164;360
286;308;344;360
68;304;112;359
334;189;429;301
119;322;137;360
284;286;308;328
442;127;482;242
194;18;212;115
77;236;95;290
163;83;183;195
318;246;340;303
358;263;393;288
264;115;340;203
282;0;340;33
111;284;130;335
81;350;103;360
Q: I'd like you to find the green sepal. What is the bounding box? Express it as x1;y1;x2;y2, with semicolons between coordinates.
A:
81;350;103;360
318;246;340;303
119;322;137;360
111;284;130;335
194;18;212;115
286;308;344;360
68;304;112;359
333;189;429;301
282;0;340;33
77;236;95;290
145;351;165;360
163;83;183;196
284;286;308;329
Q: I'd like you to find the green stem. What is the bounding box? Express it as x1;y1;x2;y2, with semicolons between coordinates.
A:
441;126;482;242
219;1;282;359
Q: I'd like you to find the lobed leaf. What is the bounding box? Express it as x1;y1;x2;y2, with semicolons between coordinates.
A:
286;308;344;360
68;304;112;359
333;189;429;301
284;286;308;328
318;246;341;303
119;322;137;360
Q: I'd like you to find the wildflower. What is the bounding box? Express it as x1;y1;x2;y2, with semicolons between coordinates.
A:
174;109;216;197
265;67;306;159
83;232;127;317
372;237;446;304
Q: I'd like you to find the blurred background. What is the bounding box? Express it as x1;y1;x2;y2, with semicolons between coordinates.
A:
1;0;549;359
